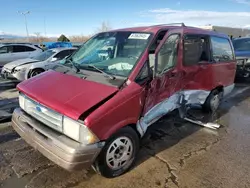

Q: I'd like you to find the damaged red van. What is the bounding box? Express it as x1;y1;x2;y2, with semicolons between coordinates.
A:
12;23;236;178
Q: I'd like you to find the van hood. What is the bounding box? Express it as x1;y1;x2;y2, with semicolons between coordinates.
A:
4;58;39;70
17;70;118;120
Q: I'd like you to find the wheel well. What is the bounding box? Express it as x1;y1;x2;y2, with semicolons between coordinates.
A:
127;124;141;138
214;85;224;94
28;68;45;78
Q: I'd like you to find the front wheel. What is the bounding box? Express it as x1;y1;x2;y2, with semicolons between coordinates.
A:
29;69;44;78
93;127;139;178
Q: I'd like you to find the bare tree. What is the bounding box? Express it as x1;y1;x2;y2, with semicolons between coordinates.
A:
69;35;90;42
96;21;112;33
34;32;41;42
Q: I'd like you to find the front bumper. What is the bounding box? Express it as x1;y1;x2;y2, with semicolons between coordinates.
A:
0;67;27;81
12;108;103;171
0;69;17;80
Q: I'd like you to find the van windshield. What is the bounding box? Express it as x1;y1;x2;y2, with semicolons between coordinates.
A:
232;38;250;51
68;31;151;77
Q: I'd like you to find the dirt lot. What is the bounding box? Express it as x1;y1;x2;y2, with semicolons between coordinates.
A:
1;79;250;188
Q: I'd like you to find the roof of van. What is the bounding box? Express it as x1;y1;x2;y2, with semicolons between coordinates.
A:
110;24;228;38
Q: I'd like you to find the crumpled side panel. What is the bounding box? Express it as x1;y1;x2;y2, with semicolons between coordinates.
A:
137;89;210;135
183;90;210;105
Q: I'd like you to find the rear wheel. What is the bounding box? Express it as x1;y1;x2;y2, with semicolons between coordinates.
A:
93;127;139;178
203;90;223;112
29;69;44;78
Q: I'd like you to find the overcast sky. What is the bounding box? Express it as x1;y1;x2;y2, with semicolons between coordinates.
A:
0;0;250;37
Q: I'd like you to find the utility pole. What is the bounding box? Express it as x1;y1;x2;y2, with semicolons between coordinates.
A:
44;16;47;37
18;11;30;42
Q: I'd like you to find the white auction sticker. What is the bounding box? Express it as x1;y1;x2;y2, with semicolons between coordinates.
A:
128;33;150;40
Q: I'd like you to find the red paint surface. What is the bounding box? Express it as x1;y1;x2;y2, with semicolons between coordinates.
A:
85;81;146;140
17;25;236;140
17;71;118;120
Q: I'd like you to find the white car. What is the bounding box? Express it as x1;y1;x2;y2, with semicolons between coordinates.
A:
1;47;77;81
0;43;43;66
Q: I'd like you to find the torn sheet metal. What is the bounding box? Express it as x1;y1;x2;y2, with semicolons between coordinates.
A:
136;89;210;135
182;90;210;105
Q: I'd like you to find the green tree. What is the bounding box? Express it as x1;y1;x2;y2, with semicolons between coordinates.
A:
57;34;70;42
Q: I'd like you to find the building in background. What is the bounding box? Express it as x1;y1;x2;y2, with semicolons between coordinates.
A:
198;25;250;40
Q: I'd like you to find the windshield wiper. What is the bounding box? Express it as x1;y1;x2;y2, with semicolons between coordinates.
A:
87;65;116;80
65;58;80;73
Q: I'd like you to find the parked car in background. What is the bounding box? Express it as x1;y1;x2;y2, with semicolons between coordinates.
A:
1;47;76;81
12;23;236;178
0;43;43;67
232;37;250;78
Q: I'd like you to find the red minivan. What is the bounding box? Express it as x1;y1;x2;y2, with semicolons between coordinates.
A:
12;23;236;178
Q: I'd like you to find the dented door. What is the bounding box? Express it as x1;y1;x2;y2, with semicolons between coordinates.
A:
142;29;183;119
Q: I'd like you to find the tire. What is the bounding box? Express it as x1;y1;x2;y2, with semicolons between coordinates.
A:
203;90;223;113
29;69;44;78
93;126;140;178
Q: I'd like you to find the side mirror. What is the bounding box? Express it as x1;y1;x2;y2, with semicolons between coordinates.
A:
51;57;58;62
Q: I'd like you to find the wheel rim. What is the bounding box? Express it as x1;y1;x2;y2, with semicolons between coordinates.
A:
106;136;133;170
210;94;220;111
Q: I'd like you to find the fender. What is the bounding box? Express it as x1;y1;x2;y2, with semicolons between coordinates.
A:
101;118;138;140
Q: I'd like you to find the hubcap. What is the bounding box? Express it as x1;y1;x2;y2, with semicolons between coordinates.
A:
210;94;220;111
106;136;133;170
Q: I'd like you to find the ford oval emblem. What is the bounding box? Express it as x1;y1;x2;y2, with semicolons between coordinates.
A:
36;106;42;112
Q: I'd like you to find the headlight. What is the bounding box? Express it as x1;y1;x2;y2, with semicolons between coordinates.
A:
247;59;250;63
63;116;99;144
19;94;25;109
13;67;27;73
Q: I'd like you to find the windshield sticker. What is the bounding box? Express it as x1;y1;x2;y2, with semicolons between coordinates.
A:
128;33;150;40
108;63;133;70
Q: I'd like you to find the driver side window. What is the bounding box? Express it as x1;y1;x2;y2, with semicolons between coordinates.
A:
157;34;180;74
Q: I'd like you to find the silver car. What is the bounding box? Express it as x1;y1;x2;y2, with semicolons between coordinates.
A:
0;43;43;66
1;47;77;81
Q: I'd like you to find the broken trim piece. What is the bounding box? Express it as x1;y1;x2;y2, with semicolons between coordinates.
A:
184;117;221;130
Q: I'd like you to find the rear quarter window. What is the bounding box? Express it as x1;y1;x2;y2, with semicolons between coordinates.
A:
25;46;36;51
210;36;234;62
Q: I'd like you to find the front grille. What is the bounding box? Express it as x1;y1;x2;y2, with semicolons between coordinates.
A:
1;67;10;74
22;94;63;132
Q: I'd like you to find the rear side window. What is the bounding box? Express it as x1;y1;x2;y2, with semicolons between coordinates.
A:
13;45;27;53
54;50;74;60
183;35;210;66
25;46;36;51
66;49;76;56
210;37;234;62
